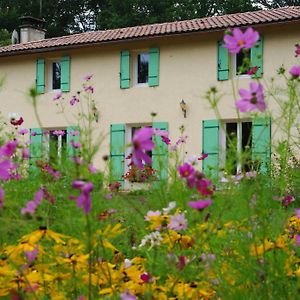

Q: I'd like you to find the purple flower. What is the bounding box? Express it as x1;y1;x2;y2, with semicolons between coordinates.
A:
0;160;17;180
30;131;37;136
88;164;97;173
0;188;4;209
70;141;81;149
132;127;154;169
198;153;208;161
21;188;44;215
295;234;300;247
223;27;259;54
43;165;61;180
18;129;29;135
188;199;212;211
120;290;137;300
22;148;30;159
53;92;62;101
52;130;65;136
168;213;188;231
84;85;94;93
69;130;79;136
70;95;80;106
70;180;94;214
84;74;93;81
295;209;300;219
0;140;18;158
178;163;195;179
24;247;38;264
236;82;266;112
289;65;300;78
295;44;300;57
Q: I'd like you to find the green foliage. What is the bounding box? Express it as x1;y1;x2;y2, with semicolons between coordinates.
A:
0;28;10;46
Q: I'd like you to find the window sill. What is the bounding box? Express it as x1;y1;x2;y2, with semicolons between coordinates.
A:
135;83;149;88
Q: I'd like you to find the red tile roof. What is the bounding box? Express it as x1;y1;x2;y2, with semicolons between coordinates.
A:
0;6;299;56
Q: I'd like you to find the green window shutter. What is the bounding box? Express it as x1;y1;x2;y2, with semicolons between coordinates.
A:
110;124;125;187
202;120;219;177
251;37;263;78
148;47;160;87
152;122;168;181
217;41;229;81
60;56;71;92
252;117;271;173
36;59;45;94
120;51;130;89
67;126;80;157
29;128;43;171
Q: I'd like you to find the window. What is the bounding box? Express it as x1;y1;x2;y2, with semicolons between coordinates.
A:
35;56;70;94
233;50;251;76
50;61;61;90
120;48;159;89
220;121;252;175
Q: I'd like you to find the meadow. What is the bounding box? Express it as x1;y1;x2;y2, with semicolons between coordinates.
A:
0;28;300;299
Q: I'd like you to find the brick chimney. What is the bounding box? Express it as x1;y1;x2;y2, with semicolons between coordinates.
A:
19;16;46;43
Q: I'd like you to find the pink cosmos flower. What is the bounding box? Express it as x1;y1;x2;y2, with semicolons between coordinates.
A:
22;148;30;159
18;129;29;135
198;153;208;160
295;44;300;57
168;213;188;231
88;164;98;173
70;180;94;214
236;82;266;112
283;195;295;208
196;178;213;196
132;127;154;169
84;74;93;81
295;234;300;247
295;209;300;219
69;130;79;136
52;130;65;136
21;188;44;215
43;165;61;180
145;210;161;221
70;95;80;106
10;117;24;126
289;65;300;78
30;131;37;136
140;272;151;283
247;66;259;75
53;92;62;101
188;199;212;211
0;187;4;208
223;27;259;54
178;162;195;179
0;160;18;180
70;141;81;149
0;140;18;158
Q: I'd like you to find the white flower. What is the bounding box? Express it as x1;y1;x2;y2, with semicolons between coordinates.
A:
162;201;176;214
139;231;163;249
124;258;132;269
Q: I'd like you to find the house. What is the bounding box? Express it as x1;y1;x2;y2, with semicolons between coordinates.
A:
0;7;299;187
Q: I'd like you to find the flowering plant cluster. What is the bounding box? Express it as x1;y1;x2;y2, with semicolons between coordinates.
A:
123;165;157;183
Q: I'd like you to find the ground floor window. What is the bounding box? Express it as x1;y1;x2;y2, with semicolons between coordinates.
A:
44;129;67;164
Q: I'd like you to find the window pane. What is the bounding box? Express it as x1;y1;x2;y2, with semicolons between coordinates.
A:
226;123;237;175
236;50;250;75
52;62;61;90
49;130;66;164
242;122;252;172
137;53;149;84
49;132;59;163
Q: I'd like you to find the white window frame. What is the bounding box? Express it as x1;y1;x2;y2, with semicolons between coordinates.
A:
133;51;149;87
124;123;152;189
219;120;252;175
232;51;251;79
48;59;61;92
43;129;67;162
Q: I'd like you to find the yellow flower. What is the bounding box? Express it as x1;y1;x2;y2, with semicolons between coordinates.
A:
250;239;274;256
20;227;68;244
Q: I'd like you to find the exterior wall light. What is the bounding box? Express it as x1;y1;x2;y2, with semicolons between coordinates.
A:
180;99;187;118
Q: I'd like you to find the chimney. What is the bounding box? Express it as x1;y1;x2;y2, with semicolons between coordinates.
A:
19;16;46;43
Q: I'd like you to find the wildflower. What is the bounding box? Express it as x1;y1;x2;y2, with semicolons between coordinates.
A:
52;130;65;136
236;82;266;112
162;201;176;214
247;66;259;75
295;44;300;57
139;231;162;248
223;27;259;54
245;171;257;179
30;131;37;136
53;92;62;101
84;74;93;81
88;164;97;173
108;181;121;192
69;130;79;136
0;187;4;208
70;95;80;106
178;162;195;178
0;159;18;180
70;180;94;214
24;247;38;264
283;195;295;208
295;209;300;219
42;165;61;180
132;127;154;169
154;128;170;145
10;116;24;126
22;148;30;159
84;85;94;93
177;255;188;270
198;153;208;160
120;290;137;300
124;258;132;269
168;213;188;231
145;210;161;221
70;140;81;149
18;128;29;135
188;199;212;211
104;194;113;200
0;140;18;157
21;188;44;215
140;272;151;283
295;234;300;247
289;65;300;78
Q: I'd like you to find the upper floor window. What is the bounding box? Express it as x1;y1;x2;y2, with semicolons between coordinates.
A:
136;53;149;85
120;48;159;89
234;50;251;77
50;61;61;91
